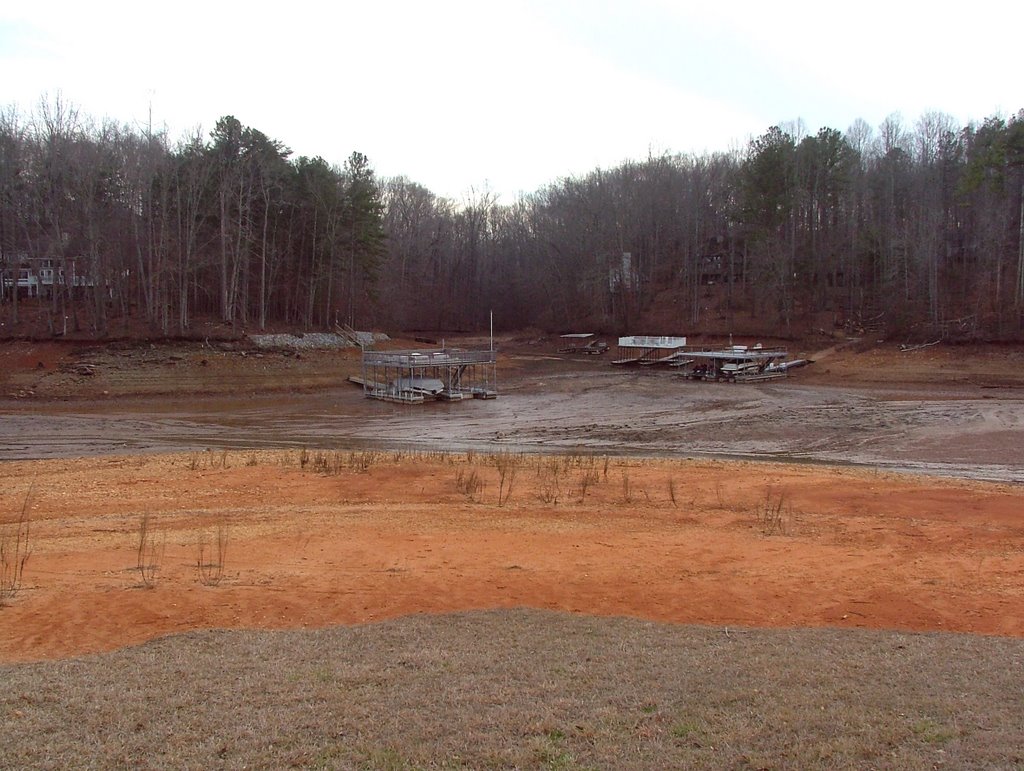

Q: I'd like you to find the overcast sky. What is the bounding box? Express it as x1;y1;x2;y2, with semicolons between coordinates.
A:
2;0;1021;201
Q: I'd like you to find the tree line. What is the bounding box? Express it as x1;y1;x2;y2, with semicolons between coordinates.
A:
0;99;385;336
2;98;1023;340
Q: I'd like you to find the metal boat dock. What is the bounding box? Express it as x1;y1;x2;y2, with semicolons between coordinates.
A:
360;348;498;404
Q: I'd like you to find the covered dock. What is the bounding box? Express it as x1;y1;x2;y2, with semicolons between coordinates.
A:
612;335;688;365
558;333;608;355
682;345;793;382
360;348;498;403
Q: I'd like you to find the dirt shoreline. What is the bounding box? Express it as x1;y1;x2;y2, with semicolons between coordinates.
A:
1;336;1023;664
2;450;1023;664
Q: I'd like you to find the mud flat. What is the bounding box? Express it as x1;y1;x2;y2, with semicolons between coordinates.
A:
2;371;1022;482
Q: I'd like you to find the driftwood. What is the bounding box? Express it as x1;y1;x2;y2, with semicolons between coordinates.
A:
900;339;941;353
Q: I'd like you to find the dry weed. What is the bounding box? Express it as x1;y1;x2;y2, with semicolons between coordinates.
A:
491;451;522;506
455;468;484;502
347;450;386;472
197;520;230;586
758;488;791;536
0;484;33;604
136;513;165;588
576;466;600;503
536;457;562;505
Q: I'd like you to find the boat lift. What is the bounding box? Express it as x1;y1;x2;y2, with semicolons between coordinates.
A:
608;332;809;381
358;348;498;403
682;345;804;382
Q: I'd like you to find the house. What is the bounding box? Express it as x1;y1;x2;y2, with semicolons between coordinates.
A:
1;256;97;299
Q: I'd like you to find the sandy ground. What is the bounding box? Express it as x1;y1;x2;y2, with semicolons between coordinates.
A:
1;450;1023;663
1;335;1023;663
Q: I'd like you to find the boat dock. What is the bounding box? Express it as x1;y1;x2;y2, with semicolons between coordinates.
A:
612;335;688;365
360;348;498;404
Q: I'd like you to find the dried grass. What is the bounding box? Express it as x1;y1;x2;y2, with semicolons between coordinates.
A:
454;467;484;502
1;610;1022;769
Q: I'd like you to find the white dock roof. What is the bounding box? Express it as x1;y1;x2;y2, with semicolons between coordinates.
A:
617;335;687;348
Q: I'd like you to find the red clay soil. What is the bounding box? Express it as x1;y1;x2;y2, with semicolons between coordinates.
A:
2;451;1022;663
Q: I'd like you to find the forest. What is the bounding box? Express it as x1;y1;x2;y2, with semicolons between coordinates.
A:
1;97;1023;341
